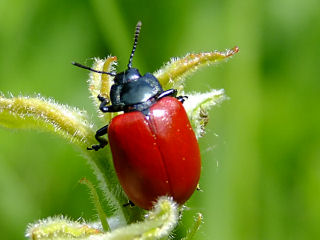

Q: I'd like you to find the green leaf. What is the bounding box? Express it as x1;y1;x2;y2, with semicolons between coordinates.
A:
80;178;110;232
154;46;239;92
88;56;117;121
0;94;95;146
0;94;137;227
26;216;102;239
26;197;178;240
92;197;178;240
182;213;203;240
183;89;227;138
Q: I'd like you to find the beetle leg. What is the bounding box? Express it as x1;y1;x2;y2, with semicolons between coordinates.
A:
97;94;109;103
98;94;123;112
176;95;188;103
123;200;135;208
157;89;188;104
99;100;124;113
98;96;110;112
87;125;109;151
157;89;177;100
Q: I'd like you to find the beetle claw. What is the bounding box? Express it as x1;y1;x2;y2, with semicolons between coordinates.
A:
177;95;188;104
123;200;135;208
97;94;109;103
87;145;101;151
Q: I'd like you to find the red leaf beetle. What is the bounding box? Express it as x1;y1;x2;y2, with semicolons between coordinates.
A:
73;21;201;209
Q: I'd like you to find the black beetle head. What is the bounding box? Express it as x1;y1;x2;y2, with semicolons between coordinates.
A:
114;68;141;85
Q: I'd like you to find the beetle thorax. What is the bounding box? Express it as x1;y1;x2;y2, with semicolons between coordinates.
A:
110;68;163;109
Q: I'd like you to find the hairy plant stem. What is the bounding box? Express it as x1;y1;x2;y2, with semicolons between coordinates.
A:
84;148;145;226
80;178;110;231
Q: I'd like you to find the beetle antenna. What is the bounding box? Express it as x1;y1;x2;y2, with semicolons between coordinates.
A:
127;21;142;69
72;62;116;76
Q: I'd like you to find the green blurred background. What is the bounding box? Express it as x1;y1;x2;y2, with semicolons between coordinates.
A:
0;0;319;239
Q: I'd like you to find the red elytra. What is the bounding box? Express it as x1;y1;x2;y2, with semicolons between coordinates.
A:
108;97;201;209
